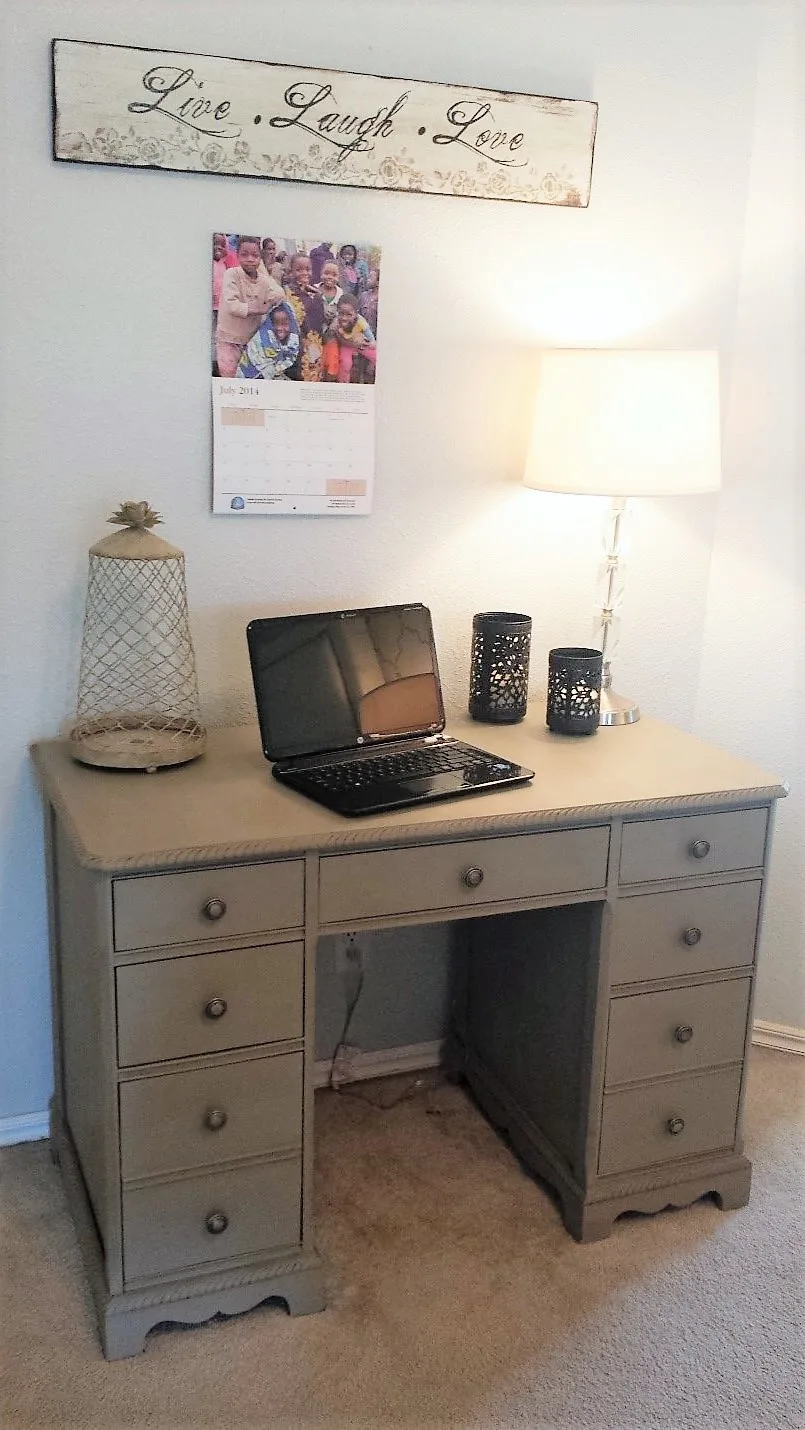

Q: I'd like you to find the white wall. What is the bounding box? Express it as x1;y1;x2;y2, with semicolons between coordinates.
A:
1;0;800;1127
694;7;804;1032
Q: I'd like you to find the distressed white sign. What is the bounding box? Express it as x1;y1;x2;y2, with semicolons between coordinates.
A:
52;40;597;207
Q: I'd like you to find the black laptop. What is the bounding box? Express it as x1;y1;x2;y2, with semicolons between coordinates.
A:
246;603;534;817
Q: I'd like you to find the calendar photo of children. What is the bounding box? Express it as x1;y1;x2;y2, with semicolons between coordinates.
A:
212;233;381;384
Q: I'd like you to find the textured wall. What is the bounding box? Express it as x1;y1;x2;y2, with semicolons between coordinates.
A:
0;1;799;1126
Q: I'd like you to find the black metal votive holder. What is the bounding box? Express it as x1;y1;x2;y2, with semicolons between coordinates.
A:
546;647;603;735
469;612;532;724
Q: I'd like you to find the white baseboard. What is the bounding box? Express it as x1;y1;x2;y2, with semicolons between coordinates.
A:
752;1021;805;1056
0;1111;49;1147
314;1039;443;1089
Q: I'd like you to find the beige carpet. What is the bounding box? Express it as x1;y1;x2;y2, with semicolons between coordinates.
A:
1;1046;803;1430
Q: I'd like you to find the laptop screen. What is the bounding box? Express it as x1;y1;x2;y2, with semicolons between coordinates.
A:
247;603;446;761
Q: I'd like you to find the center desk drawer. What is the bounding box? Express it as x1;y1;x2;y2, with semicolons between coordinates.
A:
619;809;767;885
319;826;609;924
113;861;305;952
116;942;303;1067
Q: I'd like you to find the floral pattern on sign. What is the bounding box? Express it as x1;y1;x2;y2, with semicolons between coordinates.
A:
58;124;588;205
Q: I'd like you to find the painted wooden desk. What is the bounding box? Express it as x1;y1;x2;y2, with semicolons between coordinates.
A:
32;718;785;1358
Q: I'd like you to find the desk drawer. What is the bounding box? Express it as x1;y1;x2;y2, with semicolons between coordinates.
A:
605;978;751;1086
611;882;761;984
619;809;767;886
122;1157;301;1283
120;1052;303;1180
116;942;303;1067
319;826;609;924
113;861;305;952
598;1066;742;1177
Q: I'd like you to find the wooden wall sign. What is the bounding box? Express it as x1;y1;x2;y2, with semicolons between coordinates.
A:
52;40;597;207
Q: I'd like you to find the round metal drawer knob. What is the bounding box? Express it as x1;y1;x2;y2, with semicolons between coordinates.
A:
203;897;227;921
204;1107;228;1131
682;927;702;946
688;839;711;860
674;1024;694;1044
205;1210;229;1235
666;1116;686;1136
204;996;228;1020
462;866;485;889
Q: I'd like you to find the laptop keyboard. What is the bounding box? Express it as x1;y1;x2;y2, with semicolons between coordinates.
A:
299;742;496;793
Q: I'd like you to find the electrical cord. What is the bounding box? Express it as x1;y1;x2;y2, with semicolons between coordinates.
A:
327;965;364;1090
337;1069;446;1111
326;960;445;1110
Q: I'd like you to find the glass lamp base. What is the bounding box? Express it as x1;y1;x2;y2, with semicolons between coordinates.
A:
599;686;640;726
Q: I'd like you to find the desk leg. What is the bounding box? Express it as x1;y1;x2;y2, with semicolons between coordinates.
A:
562;1160;752;1243
51;1105;325;1360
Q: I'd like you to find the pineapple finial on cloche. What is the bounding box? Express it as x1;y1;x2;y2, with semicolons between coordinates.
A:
107;500;164;530
89;500;180;562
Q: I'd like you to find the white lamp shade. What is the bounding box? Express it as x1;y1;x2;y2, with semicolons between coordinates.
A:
523;350;721;497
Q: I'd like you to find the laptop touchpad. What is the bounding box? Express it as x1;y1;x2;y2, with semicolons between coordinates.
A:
398;773;466;796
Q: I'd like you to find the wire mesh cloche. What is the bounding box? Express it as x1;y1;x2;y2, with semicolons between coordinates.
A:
70;502;206;770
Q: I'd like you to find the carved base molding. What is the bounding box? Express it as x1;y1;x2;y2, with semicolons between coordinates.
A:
101;1262;325;1360
563;1160;752;1243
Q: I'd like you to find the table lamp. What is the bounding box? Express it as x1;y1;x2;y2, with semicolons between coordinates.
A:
523;349;721;725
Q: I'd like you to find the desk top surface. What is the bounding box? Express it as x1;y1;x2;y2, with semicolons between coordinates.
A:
32;717;786;872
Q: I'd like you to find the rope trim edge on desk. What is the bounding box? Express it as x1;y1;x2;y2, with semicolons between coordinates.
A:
60;785;786;872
